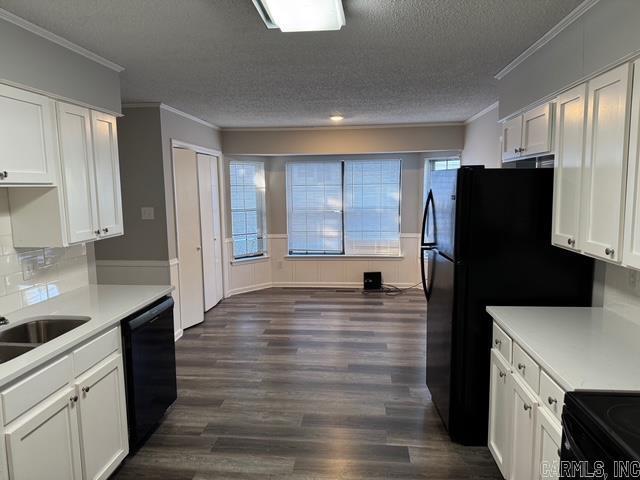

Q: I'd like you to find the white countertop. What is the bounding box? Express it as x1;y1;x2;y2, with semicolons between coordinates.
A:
0;284;173;387
487;306;640;392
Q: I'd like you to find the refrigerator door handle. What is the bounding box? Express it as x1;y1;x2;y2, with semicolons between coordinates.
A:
421;189;436;247
421;248;436;301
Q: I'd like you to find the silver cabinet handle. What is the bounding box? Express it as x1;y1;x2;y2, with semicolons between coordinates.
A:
548;396;557;405
523;404;532;411
94;229;101;235
517;363;525;371
82;386;91;394
605;247;615;256
70;395;78;404
499;371;506;378
567;238;575;246
102;227;109;234
494;339;502;347
0;171;8;180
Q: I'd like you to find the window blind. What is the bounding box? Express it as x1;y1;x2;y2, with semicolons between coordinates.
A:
230;161;266;258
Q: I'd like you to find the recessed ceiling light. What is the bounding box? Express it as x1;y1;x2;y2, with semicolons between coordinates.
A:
253;0;345;33
330;115;344;122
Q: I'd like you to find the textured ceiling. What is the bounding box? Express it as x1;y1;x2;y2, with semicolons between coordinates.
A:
0;0;582;127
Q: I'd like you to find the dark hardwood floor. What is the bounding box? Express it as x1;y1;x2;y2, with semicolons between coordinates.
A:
113;288;501;479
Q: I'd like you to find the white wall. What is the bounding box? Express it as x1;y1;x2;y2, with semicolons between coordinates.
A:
0;189;90;315
462;105;501;168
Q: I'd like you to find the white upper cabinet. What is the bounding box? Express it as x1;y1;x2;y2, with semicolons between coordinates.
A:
623;59;640;269
502;102;554;163
552;84;587;252
502;116;523;162
0;84;57;185
580;63;632;263
57;102;100;244
91;111;123;238
522;103;553;157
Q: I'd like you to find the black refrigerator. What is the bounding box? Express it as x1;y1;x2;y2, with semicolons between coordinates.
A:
420;166;594;446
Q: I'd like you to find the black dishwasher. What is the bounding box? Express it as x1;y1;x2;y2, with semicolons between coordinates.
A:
121;296;177;451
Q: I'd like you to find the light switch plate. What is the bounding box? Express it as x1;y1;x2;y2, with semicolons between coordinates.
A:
141;207;155;220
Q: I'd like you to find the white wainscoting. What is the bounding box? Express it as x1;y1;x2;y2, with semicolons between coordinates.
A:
225;234;422;297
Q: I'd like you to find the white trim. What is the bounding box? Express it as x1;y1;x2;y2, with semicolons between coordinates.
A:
169;258;180;266
0;79;122;117
122;102;219;130
494;0;600;80
226;282;273;297
465;102;499;124
268;234;288;239
0;8;124;72
231;255;271;265
171;139;221;157
400;233;421;239
222;122;464;132
285;254;404;260
174;329;184;342
272;281;422;289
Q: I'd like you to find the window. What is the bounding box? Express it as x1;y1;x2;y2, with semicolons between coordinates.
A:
286;159;401;256
424;156;461;204
229;161;266;259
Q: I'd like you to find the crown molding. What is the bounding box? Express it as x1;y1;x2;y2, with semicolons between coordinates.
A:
494;0;600;80
221;122;464;132
465;102;499;124
0;8;124;73
121;102;220;130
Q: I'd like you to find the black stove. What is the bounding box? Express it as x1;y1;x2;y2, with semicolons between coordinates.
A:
561;391;640;479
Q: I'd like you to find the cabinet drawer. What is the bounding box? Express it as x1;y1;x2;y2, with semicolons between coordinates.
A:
1;355;72;425
540;370;565;422
513;343;540;393
492;323;512;362
73;327;120;377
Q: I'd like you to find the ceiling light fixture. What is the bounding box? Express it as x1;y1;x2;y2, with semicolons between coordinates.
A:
253;0;345;33
330;115;344;122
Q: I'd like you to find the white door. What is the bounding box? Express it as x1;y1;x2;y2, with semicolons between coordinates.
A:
522;103;553;157
488;349;512;478
508;373;538;480
552;84;587;251
57;102;100;244
502;116;523;162
174;147;205;329
91;111;124;239
623;59;640;270
76;355;128;480
581;63;632;263
532;406;562;480
197;153;224;310
5;388;82;480
0;84;57;184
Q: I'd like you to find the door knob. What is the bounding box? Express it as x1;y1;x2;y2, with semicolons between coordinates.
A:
196;246;201;251
605;247;615;256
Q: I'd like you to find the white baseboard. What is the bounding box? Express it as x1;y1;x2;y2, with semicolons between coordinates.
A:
225;280;422;297
174;329;183;342
226;282;273;297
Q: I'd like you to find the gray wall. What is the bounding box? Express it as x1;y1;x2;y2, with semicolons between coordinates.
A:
225;153;427;239
499;0;640;118
222;125;464;156
0;18;122;113
94;107;167;260
160;108;222;259
462;106;501;168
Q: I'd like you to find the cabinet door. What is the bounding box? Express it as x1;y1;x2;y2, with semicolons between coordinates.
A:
57;102;99;244
522;103;553;157
76;355;128;480
502;116;523;162
552;85;587;251
488;350;511;478
508;373;538;480
5;387;82;480
581;63;632;263
0;84;57;184
532;406;562;480
623;59;640;269
91;111;124;238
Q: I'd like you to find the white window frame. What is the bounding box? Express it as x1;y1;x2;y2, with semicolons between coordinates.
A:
286;158;403;257
424;156;461;205
229;160;267;260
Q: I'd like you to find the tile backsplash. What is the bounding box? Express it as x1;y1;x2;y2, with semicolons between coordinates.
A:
602;262;640;322
0;189;89;315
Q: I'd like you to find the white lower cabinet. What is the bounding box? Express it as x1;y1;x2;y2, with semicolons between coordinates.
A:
1;328;129;480
508;372;538;480
5;387;82;480
488;349;512;477
533;405;562;480
76;355;128;480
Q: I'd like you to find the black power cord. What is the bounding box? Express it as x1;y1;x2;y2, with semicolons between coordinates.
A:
361;281;423;297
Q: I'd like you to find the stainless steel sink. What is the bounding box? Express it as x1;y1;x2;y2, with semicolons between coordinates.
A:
0;316;90;345
0;344;36;363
